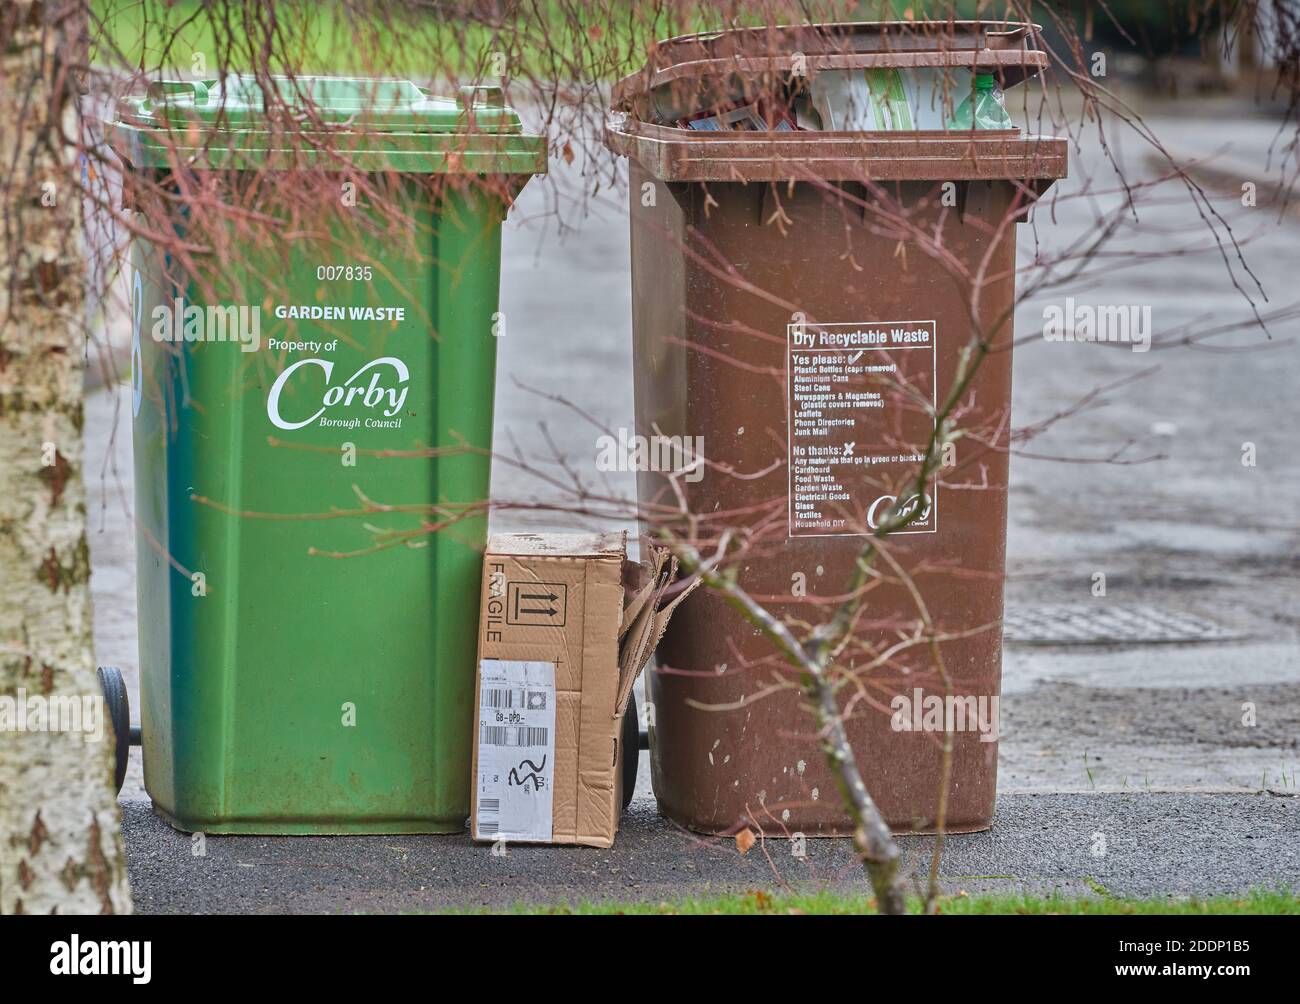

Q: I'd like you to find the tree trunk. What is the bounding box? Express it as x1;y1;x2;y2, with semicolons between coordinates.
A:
0;0;131;915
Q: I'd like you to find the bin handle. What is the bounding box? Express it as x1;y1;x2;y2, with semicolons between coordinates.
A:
459;84;506;110
145;79;210;108
458;84;505;132
985;24;1034;48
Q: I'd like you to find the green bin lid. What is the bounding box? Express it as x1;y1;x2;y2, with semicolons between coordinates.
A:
114;74;546;175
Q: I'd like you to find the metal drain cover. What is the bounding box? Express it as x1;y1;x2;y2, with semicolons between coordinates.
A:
1003;604;1242;646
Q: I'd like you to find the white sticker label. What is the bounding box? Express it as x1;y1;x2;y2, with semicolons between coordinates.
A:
788;320;937;537
474;659;556;842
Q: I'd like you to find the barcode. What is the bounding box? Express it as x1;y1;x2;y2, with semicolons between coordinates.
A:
479;725;550;747
476;795;500;838
481;687;548;711
482;687;525;710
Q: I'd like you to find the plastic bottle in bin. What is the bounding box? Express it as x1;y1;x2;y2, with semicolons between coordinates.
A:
947;72;1014;130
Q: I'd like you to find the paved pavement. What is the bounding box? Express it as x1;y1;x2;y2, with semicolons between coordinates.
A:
122;791;1297;913
83;93;1300;911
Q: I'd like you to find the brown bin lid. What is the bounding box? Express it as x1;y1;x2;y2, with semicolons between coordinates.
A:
607;20;1067;184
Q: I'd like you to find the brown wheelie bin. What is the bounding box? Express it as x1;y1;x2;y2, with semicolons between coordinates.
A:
605;21;1067;835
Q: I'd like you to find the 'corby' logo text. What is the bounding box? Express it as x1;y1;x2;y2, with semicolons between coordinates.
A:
266;356;410;431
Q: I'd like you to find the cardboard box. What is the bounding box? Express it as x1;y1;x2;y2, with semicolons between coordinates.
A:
471;531;693;847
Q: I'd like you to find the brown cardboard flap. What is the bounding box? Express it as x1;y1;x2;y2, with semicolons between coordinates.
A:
619;547;668;641
615;545;700;718
491;530;625;558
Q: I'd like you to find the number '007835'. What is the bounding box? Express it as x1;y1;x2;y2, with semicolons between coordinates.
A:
316;265;373;282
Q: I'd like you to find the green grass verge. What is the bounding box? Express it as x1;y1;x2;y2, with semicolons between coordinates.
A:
90;0;721;78
90;1;959;79
495;887;1298;915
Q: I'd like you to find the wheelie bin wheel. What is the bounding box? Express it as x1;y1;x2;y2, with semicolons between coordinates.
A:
621;692;639;811
96;666;130;795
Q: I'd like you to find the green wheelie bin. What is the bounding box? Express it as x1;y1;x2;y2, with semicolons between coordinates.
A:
113;75;545;833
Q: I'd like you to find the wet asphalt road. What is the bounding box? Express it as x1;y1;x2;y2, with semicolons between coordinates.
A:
122;790;1297;913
